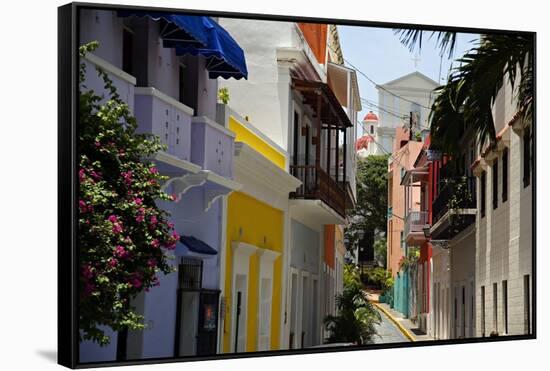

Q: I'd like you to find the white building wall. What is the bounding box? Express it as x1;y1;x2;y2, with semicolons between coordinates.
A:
475;122;533;337
449;227;476;339
216;19;299;151
432;247;451;340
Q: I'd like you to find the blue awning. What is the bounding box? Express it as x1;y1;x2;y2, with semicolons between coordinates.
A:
117;10;209;47
118;11;247;80
172;17;248;80
179;235;218;255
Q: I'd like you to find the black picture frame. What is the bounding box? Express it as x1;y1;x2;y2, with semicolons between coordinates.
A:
58;2;536;368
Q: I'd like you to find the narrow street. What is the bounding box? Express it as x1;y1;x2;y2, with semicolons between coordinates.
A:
370;307;410;344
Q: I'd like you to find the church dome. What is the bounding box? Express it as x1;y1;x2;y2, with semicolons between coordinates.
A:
363;111;379;122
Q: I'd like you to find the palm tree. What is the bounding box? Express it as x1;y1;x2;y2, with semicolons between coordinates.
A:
395;30;534;153
324;265;381;344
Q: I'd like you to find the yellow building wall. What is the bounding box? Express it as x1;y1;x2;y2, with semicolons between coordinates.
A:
229;116;286;169
223;191;284;353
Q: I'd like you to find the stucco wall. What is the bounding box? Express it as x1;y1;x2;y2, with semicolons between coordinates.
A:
290;220;321;274
475;125;533;337
449;227;476;339
217;19;302;150
387;132;423;280
224;192;284;353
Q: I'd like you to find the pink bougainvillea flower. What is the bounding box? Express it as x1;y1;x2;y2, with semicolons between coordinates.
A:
112;223;123;234
114;245;129;259
133;197;143;205
108;258;118;268
79;168;86;182
135;214;145;223
121;170;133;186
147;258;157;268
149;215;158;226
167;222;175;229
129;277;142;289
149;167;159;175
151;239;160;249
79;200;87;213
170;194;177;201
94;141;101;148
165;232;179;250
90;170;102;181
108;215;124;234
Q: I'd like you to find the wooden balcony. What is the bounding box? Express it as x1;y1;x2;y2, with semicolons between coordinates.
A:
289;164;346;218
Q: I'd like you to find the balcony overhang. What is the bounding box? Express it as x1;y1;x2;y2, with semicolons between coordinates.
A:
401;166;429;186
429;208;476;240
234;142;301;210
276;47;325;82
152;151;241;210
291;78;353;128
151;151;204;197
289;199;346;229
406;231;429;246
201;170;242;211
326;62;362;112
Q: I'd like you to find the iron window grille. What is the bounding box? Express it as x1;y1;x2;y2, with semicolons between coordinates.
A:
178;257;203;290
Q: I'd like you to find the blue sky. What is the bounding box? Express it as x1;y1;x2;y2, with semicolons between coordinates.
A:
337;26;479;135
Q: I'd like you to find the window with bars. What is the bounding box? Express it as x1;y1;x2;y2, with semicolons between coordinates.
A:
492;159;498;210
178;257;203;290
502;148;508;202
481;172;486;218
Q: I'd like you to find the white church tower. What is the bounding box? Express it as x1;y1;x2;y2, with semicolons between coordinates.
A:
356;111;379;159
375;71;439;154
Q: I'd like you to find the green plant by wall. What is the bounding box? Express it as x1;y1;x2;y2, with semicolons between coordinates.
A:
446;175;473;234
218;87;230;105
364;266;394;291
398;247;420;272
79;41;178;346
324;264;381;344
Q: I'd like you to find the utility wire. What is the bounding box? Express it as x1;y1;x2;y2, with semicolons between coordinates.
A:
326;42;435;111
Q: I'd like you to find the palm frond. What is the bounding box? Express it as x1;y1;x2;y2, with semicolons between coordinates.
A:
394;29;457;58
429;34;534;154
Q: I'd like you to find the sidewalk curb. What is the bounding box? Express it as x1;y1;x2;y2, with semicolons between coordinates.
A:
373;302;416;342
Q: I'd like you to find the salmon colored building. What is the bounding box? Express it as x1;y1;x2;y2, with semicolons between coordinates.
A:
402;137;434;334
387;127;423;316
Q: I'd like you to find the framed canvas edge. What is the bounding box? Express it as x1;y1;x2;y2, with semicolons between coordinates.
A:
57;1;538;369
